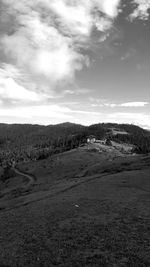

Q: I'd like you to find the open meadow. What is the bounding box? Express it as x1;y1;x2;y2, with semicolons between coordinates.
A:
0;145;150;266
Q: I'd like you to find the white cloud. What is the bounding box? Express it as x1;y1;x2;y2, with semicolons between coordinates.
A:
108;112;150;128
0;105;73;125
91;101;149;108
1;12;83;90
0;66;43;102
120;102;149;107
0;101;150;128
104;102;149;108
130;0;150;20
0;103;101;126
104;103;118;108
0;0;121;97
0;77;40;102
100;0;121;17
43;0;121;34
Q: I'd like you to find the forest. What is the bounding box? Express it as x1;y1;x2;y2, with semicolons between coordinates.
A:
0;122;150;165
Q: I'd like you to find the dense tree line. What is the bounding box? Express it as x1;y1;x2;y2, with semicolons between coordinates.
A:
104;124;150;153
0;122;87;149
0;122;149;165
111;133;150;154
0;165;16;182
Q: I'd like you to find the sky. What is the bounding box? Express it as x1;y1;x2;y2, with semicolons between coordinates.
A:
0;0;150;128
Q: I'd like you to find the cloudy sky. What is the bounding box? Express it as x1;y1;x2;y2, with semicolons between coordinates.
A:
0;0;150;128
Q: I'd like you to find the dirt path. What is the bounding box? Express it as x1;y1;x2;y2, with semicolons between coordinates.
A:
0;156;149;212
0;167;146;212
13;167;35;187
0;167;36;199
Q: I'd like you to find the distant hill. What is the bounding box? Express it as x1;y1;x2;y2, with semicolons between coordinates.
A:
0;122;87;150
0;122;149;155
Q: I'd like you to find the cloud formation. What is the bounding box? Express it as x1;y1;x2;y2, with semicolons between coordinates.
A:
91;101;149;108
0;0;121;96
120;102;149;107
108;102;149;107
130;0;150;20
109;112;150;129
1;103;150;129
0;65;43;102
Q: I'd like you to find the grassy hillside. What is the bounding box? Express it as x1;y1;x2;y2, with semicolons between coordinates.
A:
0;147;150;266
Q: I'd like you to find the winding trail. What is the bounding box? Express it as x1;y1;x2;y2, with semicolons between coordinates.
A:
0;155;149;212
0;166;36;209
13;167;35;187
0;168;145;213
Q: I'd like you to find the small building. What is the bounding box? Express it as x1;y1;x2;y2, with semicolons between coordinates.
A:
95;139;106;145
87;135;96;143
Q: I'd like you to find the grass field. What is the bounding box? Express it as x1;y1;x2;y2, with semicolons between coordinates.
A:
0;146;150;266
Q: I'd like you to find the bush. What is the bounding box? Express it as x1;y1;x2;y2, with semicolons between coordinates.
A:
1;166;16;182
